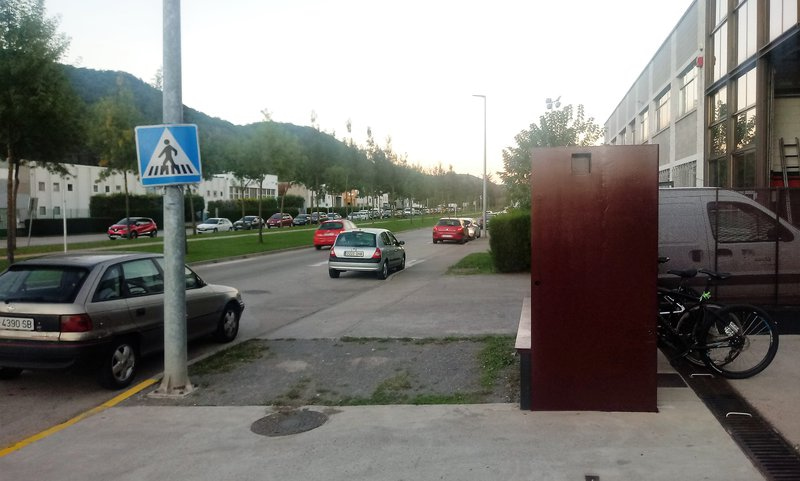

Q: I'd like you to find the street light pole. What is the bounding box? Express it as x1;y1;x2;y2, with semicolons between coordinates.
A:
473;94;487;237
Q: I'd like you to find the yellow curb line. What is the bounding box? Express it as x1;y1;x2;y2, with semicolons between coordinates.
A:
0;378;158;458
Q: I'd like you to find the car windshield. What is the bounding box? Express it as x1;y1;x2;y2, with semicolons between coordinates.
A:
270;214;281;219
0;265;89;303
244;217;256;221
320;222;343;230
336;232;376;247
115;218;139;225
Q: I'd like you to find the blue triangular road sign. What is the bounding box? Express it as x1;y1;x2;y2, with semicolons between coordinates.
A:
135;124;202;186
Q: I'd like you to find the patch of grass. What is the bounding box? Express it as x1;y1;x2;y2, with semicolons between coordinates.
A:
478;336;516;389
447;252;495;275
189;339;269;375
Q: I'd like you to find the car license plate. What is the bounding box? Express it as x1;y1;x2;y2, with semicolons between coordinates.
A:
344;250;364;257
0;316;34;331
442;234;452;238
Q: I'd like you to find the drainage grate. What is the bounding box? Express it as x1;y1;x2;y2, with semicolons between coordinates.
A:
250;409;328;437
668;354;800;480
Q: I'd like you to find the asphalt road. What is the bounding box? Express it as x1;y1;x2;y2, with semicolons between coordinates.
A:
0;227;498;448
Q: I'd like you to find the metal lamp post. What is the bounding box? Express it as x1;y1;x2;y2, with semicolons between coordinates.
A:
473;94;487;237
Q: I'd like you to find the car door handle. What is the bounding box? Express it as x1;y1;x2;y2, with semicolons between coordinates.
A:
135;308;146;316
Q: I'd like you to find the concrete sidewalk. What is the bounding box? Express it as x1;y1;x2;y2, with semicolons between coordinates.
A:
0;394;762;481
0;350;767;481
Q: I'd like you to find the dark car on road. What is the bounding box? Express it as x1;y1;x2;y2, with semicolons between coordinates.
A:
233;215;264;230
293;214;312;226
0;252;244;389
107;217;158;240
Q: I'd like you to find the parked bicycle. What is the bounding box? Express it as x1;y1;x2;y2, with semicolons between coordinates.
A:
657;258;779;379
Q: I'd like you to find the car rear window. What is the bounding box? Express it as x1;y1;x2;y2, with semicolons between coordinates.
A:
335;231;376;247
0;266;89;303
320;222;343;230
437;219;461;227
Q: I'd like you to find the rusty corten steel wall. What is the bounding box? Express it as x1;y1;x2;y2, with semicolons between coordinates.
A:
529;146;658;412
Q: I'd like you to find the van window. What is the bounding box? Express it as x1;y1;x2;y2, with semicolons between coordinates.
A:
707;201;794;243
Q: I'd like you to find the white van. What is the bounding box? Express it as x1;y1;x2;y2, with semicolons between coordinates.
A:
659;188;800;304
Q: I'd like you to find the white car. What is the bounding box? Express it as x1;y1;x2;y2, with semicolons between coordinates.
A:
197;218;234;233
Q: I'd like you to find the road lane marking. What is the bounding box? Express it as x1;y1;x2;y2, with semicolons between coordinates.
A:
0;378;158;457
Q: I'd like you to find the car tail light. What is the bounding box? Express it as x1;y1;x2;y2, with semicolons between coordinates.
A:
60;314;92;332
329;249;337;258
372;248;382;259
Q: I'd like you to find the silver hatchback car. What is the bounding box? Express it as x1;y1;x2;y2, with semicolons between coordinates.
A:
328;228;406;280
0;252;244;389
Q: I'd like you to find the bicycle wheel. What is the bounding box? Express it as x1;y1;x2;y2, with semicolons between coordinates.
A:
699;304;779;379
674;304;709;367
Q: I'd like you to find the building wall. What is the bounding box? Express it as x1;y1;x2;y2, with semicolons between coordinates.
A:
0;162;288;227
604;1;704;187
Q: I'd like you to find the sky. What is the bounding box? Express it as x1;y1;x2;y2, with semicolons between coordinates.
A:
45;0;695;180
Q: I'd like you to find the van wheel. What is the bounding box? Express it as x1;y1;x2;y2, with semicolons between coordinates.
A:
213;304;240;343
98;338;138;390
0;367;23;379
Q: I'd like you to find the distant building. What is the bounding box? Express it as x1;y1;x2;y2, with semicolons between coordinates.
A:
0;162;278;227
605;1;799;189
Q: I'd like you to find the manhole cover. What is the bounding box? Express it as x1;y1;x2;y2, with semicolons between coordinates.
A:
251;410;328;437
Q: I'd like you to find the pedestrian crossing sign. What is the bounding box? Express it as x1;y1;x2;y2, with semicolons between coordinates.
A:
135;124;202;186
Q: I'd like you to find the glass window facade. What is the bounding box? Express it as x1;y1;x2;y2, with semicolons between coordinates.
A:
680;67;697;115
640;109;649;142
656;90;671;131
734;69;757;150
737;1;757;64
770;0;798;41
712;22;728;82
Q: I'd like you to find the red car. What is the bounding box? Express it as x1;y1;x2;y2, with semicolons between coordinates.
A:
107;217;158;240
432;218;467;244
266;213;294;228
313;219;357;249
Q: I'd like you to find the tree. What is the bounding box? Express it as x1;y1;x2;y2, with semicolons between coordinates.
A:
0;0;83;263
88;80;143;238
499;104;603;208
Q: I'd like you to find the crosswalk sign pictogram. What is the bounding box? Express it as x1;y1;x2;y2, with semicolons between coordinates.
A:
135;124;202;186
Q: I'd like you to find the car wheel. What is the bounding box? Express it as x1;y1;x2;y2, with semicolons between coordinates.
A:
315;245;322;250
98;338;138;390
213;228;218;233
0;367;23;380
151;230;158;238
377;261;389;280
329;268;340;278
130;231;138;239
213;303;240;343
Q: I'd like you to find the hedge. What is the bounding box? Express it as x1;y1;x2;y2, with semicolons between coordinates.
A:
488;211;531;272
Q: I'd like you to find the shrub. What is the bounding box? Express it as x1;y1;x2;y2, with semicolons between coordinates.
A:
489;211;530;272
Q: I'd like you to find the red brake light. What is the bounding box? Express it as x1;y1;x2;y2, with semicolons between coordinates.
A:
60;314;92;332
329;249;337;258
372;248;382;259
